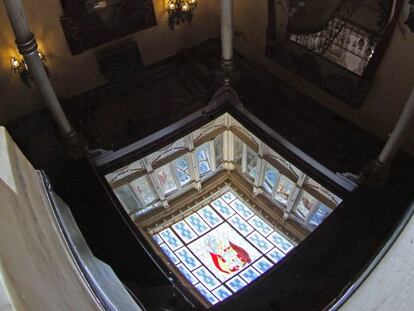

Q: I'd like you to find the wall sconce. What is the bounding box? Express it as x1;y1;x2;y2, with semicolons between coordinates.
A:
167;0;198;30
10;51;49;87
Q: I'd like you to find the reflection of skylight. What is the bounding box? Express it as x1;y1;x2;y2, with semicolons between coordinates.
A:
196;144;212;175
152;188;297;306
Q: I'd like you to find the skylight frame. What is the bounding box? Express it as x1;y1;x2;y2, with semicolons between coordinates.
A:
92;93;358;310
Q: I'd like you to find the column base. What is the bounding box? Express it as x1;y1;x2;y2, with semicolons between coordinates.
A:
359;158;390;189
216;58;239;86
62;130;87;159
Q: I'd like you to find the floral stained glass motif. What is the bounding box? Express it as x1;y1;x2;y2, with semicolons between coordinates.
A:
274;175;294;205
130;176;157;206
156;164;177;195
196;143;212;175
151;188;297;306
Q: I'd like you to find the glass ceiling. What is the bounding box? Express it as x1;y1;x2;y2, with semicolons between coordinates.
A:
105;113;342;231
152;187;296;306
102;112;348;307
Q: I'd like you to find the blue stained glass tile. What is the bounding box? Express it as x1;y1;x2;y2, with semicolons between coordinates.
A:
228;214;254;236
196;149;207;161
211;198;235;219
267;247;286;264
193;266;220;291
175;247;202;271
264;167;278;193
159;228;183;251
229;199;254;220
177;263;198;285
309;204;332;227
159;243;180;265
268;231;294;253
199;161;211;174
185;213;210;235
253;257;273;274
152;234;163;244
195;283;219;305
266;169;277;183
177;170;190;184
240;267;260;283
221;191;237;203
247;232;273;253
226;276;247;293
212;285;232;301
248;215;273;237
172;221;197;243
198;205;223;227
178;157;189;169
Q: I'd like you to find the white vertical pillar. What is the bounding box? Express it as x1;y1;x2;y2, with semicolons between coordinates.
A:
221;0;234;62
2;0;73;137
379;86;414;164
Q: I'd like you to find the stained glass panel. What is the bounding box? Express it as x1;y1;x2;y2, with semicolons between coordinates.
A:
175;156;191;186
130;176;157;206
152;188;297;306
156;164;177;195
113;184;140;213
295;191;318;220
309;203;332;228
246;147;258;179
263;163;278;193
214;134;224;166
233;136;243;167
196;143;212;175
274;175;294;205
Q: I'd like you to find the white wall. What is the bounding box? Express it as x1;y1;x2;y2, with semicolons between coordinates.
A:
340;206;414;311
0;265;15;311
0;126;104;310
0;0;219;122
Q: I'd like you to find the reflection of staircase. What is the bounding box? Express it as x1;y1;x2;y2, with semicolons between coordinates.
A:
288;0;342;34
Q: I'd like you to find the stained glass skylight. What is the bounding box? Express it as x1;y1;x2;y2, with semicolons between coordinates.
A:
151;187;297;306
176;156;191;186
196;143;212;176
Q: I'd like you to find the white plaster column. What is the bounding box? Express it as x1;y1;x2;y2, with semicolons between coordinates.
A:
360;85;414;188
2;0;74;138
379;86;414;164
221;0;234;63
